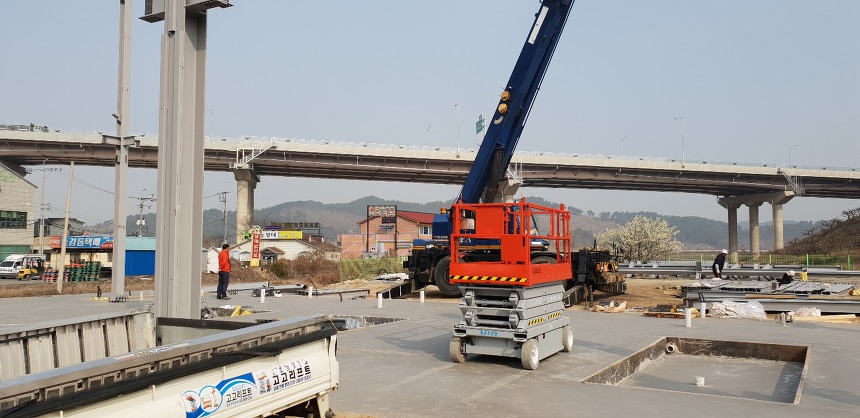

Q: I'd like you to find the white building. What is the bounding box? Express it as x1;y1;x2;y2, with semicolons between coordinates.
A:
0;162;36;260
232;234;340;265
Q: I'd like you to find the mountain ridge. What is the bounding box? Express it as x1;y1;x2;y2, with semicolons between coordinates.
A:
84;196;826;251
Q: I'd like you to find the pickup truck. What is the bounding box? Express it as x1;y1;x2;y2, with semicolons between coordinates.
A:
0;314;339;417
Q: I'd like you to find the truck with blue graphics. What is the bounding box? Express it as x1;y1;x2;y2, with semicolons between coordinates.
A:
0;315;339;418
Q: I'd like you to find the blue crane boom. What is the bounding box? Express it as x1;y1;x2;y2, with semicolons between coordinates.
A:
403;0;580;299
459;0;573;204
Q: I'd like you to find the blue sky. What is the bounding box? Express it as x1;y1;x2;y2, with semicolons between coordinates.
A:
2;0;859;226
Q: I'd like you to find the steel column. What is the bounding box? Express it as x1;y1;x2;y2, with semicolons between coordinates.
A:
111;0;133;300
154;0;207;319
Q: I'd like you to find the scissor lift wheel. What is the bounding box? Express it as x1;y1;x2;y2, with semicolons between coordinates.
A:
450;336;466;363
562;325;574;352
521;339;540;370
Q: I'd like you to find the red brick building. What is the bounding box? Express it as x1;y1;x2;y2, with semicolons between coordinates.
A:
339;210;438;259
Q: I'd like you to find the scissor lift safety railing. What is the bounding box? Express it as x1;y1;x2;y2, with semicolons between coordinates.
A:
449;198;572;286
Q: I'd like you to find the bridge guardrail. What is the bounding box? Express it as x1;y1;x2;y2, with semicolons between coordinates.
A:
17;130;857;173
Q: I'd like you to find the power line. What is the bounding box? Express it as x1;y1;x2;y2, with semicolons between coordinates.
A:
42;204;104;225
55;169;116;195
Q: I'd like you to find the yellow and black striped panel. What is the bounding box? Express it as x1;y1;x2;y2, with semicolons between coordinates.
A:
527;317;545;326
451;276;528;283
527;312;564;326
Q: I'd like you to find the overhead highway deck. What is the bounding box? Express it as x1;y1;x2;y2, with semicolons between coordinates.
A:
2;130;859;198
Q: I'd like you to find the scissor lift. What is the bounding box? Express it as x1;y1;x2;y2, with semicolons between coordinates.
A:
448;199;574;369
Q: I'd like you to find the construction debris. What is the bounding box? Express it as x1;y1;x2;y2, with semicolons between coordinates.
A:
790;307;821;318
683;280;860;314
790;314;858;323
642;304;699;318
590;300;627;313
709;300;767;319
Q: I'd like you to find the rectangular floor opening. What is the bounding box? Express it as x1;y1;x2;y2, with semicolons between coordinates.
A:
582;337;810;404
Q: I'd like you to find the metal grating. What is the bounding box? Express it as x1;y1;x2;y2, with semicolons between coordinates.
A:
0;310;155;380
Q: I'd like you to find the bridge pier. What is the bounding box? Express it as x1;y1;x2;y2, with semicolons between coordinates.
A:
748;203;762;256
721;202;741;263
233;168;259;243
773;203;785;250
719;191;795;261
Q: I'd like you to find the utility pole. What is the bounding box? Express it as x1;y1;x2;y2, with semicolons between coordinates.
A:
217;190;229;244
135;191;156;237
102;0;136;301
57;162;74;294
36;161;60;258
38;161;46;257
674;116;685;164
455;103;461;157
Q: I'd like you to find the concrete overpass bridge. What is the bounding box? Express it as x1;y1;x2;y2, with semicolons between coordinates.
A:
2;130;859;258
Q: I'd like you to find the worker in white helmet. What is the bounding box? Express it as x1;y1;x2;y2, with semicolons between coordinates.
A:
712;249;728;279
779;270;796;285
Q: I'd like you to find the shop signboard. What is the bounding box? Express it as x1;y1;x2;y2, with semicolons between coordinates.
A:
50;235;114;250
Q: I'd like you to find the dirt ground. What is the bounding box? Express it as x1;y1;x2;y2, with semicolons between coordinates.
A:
23;267;859;311
0;269;687;309
340;277;689;309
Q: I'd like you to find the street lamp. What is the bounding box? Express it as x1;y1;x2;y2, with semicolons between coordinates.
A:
620;136;628;155
788;144;799;166
38;159;48;258
454;104;461;156
674;116;685;163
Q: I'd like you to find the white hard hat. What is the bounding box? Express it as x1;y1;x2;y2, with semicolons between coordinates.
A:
788;270;795;276
721;249;728;254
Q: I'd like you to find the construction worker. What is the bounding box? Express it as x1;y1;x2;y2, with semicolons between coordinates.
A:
778;270;796;285
217;243;231;300
712;249;728;279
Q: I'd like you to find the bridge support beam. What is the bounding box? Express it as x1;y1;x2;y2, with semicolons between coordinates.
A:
719;191;795;260
773;203;785;250
717;202;741;264
748;203;762;257
233;168;259;243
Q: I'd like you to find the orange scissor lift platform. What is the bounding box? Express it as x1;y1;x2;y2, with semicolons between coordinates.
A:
449;198;572;286
448;198;574;370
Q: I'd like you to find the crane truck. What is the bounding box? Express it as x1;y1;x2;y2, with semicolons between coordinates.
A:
405;0;626;369
445;0;577;371
402;0;625;311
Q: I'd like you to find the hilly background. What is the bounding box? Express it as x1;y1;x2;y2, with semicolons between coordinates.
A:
87;196;823;251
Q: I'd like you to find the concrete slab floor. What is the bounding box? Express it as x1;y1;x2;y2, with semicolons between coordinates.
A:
2;292;859;417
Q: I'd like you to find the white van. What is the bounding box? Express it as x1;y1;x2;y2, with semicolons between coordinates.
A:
0;254;45;279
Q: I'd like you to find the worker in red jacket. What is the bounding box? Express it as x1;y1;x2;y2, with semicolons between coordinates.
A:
217;243;231;300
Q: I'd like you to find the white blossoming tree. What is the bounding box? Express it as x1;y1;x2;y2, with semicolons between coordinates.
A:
596;215;682;263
